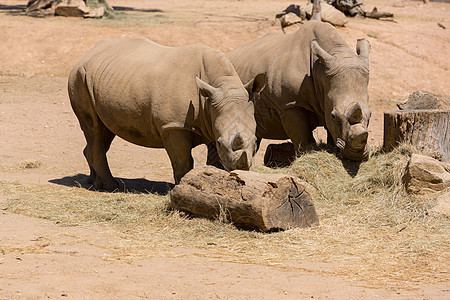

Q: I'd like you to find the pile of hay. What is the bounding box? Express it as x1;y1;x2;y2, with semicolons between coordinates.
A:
1;145;448;289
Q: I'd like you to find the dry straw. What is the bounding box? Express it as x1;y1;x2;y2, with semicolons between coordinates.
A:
1;144;448;289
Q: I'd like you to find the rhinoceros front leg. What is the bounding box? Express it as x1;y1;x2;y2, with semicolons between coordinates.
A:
206;143;225;170
281;108;316;155
162;130;194;184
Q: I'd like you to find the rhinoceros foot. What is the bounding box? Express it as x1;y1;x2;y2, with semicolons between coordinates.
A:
93;177;119;192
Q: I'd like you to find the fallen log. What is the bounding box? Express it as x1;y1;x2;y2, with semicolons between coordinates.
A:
170;166;319;232
384;109;450;162
365;7;393;19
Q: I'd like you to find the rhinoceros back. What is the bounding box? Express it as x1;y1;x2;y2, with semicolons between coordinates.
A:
71;38;218;147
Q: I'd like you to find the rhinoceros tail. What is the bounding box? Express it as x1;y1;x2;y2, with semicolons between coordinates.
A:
77;66;96;107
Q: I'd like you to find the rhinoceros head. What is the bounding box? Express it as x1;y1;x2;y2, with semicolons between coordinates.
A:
311;39;371;161
196;74;265;170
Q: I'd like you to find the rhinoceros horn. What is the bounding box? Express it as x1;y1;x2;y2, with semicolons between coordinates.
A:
356;39;370;60
232;132;245;151
345;102;363;125
311;40;333;67
195;76;219;98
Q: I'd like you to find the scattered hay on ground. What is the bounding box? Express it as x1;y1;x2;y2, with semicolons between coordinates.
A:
1;144;448;290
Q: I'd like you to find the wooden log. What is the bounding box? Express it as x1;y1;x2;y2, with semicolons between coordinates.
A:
383;110;450;162
26;0;56;12
170;166;319;232
365;7;394;19
311;0;322;21
264;142;296;168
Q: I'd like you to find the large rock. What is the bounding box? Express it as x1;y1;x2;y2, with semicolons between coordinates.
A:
84;6;104;18
430;191;450;217
170;166;319;232
279;12;303;28
402;154;450;194
55;0;89;17
305;2;348;27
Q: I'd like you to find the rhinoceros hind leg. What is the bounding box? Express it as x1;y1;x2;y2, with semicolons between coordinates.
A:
281;108;316;155
162;130;194;184
83;126;116;188
81;121;118;191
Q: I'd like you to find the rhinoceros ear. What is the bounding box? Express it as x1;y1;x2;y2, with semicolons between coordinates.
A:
311;40;333;68
345;102;363;124
196;76;218;98
244;73;266;95
356;38;370;60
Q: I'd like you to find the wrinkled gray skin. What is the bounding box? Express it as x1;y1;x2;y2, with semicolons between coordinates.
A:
69;38;265;190
228;21;371;161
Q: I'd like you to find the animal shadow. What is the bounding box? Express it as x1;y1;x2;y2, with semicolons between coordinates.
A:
49;174;174;195
340;159;361;178
113;6;163;13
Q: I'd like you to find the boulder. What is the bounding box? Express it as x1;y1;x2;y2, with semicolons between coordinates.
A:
305;2;348;27
430;191;450;217
279;12;303;28
55;0;89;17
402;154;450;194
85;0;113;16
170;166;319;232
84;6;104;18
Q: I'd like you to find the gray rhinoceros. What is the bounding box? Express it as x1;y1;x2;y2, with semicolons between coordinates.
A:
68;38;265;190
228;21;371;161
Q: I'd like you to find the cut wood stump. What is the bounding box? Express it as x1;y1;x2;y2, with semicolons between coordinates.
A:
264;142;296;168
384;110;450;162
170;166;319;232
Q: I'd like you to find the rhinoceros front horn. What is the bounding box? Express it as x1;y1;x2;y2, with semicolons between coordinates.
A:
345;102;363;125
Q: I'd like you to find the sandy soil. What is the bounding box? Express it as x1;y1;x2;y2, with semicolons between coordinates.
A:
0;0;449;298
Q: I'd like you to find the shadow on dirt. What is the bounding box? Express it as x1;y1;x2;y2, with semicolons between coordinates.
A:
113;6;163;13
0;4;51;18
0;4;163;18
49;174;174;195
341;159;361;178
0;4;26;11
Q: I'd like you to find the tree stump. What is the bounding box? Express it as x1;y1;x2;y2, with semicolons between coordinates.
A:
384;110;450;162
263;142;296;168
170;166;319;232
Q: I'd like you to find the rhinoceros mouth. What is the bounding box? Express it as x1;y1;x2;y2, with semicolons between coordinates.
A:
336;138;369;161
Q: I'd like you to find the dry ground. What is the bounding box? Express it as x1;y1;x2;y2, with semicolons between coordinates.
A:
0;0;449;298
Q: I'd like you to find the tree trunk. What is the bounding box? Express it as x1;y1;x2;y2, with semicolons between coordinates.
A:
311;0;322;21
263;142;296;168
170;166;319;232
384;110;450;162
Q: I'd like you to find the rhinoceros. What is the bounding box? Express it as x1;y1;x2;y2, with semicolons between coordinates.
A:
68;38;265;190
228;21;371;161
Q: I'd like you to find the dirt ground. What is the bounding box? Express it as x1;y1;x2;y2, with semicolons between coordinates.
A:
0;0;449;298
